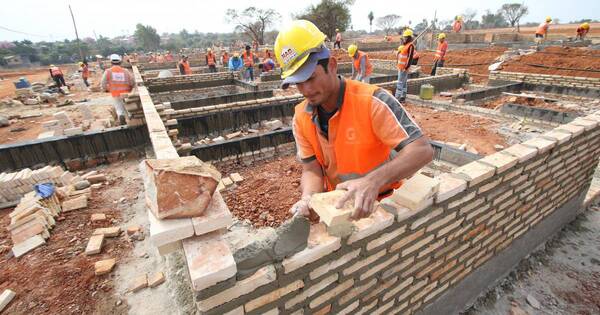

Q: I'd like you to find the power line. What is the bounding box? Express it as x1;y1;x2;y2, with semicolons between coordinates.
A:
0;25;49;38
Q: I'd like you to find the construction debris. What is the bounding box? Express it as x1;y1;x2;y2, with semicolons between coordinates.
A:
94;258;116;276
0;289;16;312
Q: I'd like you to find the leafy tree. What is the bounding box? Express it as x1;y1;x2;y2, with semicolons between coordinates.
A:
134;24;161;51
481;10;509;29
461;9;480;29
225;7;280;45
499;3;529;32
376;14;401;35
295;0;354;40
368;11;374;33
413;19;429;33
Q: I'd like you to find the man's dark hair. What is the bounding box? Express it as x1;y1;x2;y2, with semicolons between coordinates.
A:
317;58;330;74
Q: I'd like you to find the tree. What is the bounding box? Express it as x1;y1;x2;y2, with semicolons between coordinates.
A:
413;19;429;33
134;24;160;50
295;0;354;40
225;7;280;45
461;9;479;29
368;11;374;33
376;14;401;35
499;3;529;32
481;10;509;29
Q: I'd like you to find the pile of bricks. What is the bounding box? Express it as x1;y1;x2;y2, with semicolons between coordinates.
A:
146;72;234;87
123;92;176;128
38;110;111;139
490;71;600;89
0;165;65;205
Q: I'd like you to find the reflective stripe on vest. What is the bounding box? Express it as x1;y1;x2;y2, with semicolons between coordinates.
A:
353;51;373;77
51;67;62;76
293;80;402;194
435;41;448;60
207;53;216;66
243;52;254;67
106;66;130;97
397;43;414;70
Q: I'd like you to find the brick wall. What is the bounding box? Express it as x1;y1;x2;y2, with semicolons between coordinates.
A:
490;71;600;90
190;113;600;315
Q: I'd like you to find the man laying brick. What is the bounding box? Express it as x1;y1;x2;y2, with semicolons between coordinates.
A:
274;20;434;221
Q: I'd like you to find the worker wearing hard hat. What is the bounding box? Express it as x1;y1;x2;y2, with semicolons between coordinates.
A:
165;51;174;62
452;16;463;33
395;29;416;102
228;53;244;71
49;64;66;94
334;28;342;49
276;20;433;220
535;17;552;43
101;54;134;125
221;50;230;68
576;22;591;40
431;33;448;76
206;48;217;73
79;61;90;89
347;44;373;83
242;45;255;81
178;55;192;75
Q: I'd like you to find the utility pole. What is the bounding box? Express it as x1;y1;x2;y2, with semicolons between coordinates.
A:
69;4;84;62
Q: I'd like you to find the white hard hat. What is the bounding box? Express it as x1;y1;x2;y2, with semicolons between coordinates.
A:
110;54;122;62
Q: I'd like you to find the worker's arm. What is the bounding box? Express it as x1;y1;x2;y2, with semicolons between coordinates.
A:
405;45;415;70
358;55;366;81
100;70;109;92
49;70;54;78
350;60;356;79
336;89;434;219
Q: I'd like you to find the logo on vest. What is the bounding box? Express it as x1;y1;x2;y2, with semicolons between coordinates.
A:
345;128;357;143
280;46;298;66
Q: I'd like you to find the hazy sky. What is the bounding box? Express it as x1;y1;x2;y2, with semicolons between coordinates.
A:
1;0;598;42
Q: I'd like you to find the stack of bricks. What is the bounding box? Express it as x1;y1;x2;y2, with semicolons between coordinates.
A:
146;72;234;88
0;166;64;205
8;187;62;258
490;71;600;90
39;111;75;137
122;92;145;126
376;73;467;95
189;111;600;315
436;67;468;76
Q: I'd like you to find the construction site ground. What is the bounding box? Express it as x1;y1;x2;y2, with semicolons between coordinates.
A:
500;47;600;78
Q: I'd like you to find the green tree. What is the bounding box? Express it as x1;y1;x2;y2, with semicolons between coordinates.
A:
225;7;281;45
376;14;401;35
499;3;529;32
134;24;161;50
368;11;374;33
295;0;354;40
481;10;509;29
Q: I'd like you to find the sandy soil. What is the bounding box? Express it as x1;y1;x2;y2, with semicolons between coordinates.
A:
480;95;580;113
462;22;600;37
500;47;600;78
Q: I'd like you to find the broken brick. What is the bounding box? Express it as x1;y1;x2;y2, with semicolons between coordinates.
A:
94;258;116;276
85;234;105;255
148;272;166;288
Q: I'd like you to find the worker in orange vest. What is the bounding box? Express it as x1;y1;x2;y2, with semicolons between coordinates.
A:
165;51;174;62
347;44;373;83
275;20;433;219
431;33;448;76
49;64;66;92
242;45;255;81
452;16;463;33
576;22;590;40
206;48;217;73
265;48;273;59
221;50;230;68
395;29;416;102
178;55;192;75
334;28;342;49
101;54;134;125
535;17;552;43
79;61;90;89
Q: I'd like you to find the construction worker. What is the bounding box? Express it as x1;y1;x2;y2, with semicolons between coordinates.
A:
265;48;273;59
101;54;134;125
261;58;275;72
395;29;416;102
535;17;552;43
348;44;373;83
452;16;463;33
431;33;448;76
165;51;174;62
206;48;217;73
79;61;90;88
49;64;66;92
275;20;433;220
228;53;243;71
334;29;342;49
178;55;192;75
242;45;255;81
576;22;590;40
221;50;230;68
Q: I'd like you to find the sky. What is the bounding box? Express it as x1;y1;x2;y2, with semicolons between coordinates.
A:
1;0;599;42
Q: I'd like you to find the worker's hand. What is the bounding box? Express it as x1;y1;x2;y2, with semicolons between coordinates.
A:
289;195;312;217
335;176;380;220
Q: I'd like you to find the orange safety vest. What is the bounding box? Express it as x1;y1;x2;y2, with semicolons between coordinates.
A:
452;21;462;33
293;80;402;195
353;51;373;77
50;66;63;76
242;51;254;67
180;60;192;74
336;33;342;42
105;66;131;97
81;65;89;79
222;53;229;65
536;22;549;35
165;54;174;61
397;42;414;71
207;53;216;66
435;41;448;60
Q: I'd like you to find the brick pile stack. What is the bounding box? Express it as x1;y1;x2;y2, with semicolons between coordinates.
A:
0;166;64;205
490;71;600;89
38;110;111;139
186;111;600;315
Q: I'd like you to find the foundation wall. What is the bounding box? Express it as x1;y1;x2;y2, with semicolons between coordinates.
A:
192;109;600;315
146;72;234;93
490;71;600;90
377;73;468;95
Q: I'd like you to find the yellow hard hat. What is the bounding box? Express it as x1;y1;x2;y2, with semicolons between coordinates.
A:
347;44;358;57
274;20;327;79
582;22;590;29
207;48;212;52
457;15;463;21
403;29;414;37
336;28;340;32
438;33;446;40
397;45;404;53
546;16;552;22
78;62;84;66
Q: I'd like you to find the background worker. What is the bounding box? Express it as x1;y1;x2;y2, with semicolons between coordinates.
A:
79;61;90;89
165;51;174;62
395;29;416;102
430;33;448;75
535;17;552;43
261;57;275;72
228;53;244;71
348;44;373;83
206;48;217;73
221;50;230;68
576;22;590;40
265;48;273;59
49;64;66;94
334;28;342;49
101;54;134;125
274;20;433;220
178;55;192;75
242;45;255;81
452;16;463;33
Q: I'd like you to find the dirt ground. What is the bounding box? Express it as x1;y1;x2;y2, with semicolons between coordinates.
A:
500;47;600;78
468;204;600;315
463;22;600;37
480;95;580;113
0;160;143;314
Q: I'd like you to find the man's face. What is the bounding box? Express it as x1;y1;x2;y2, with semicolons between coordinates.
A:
296;57;337;105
